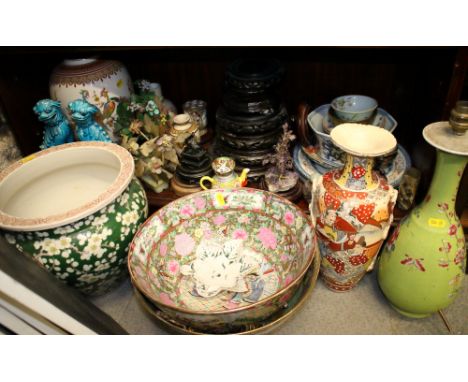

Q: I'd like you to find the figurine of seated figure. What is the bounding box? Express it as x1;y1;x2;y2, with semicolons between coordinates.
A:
68;99;111;142
33;99;74;149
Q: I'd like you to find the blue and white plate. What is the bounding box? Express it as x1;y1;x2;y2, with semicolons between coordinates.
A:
293;144;411;188
304;104;398;165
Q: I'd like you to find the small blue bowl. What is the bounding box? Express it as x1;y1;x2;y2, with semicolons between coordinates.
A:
330;95;378;122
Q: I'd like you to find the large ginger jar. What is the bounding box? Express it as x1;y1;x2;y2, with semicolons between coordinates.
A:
50;58;133;143
0;142;148;295
310;124;398;291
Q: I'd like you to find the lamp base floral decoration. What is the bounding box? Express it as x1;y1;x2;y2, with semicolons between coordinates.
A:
116;80;186;193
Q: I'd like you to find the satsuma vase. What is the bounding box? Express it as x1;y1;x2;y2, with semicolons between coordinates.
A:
310;124;398;291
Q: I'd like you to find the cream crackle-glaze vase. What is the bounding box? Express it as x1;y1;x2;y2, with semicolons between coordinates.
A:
378;120;468;318
0;141;148;295
50;58;133;143
310;123;398;291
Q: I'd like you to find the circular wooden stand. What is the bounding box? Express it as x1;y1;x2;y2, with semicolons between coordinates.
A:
170;177;203;197
258;178;304;203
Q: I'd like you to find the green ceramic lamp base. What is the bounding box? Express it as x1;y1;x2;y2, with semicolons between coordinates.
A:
389;304;432;319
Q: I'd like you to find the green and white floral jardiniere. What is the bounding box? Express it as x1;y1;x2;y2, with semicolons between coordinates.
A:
0;141;148;295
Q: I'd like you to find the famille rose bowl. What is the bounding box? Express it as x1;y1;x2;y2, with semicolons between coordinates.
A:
0;142;148;296
128;188;318;332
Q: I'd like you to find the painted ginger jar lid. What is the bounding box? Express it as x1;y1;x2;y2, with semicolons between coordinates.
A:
330;123;397;157
0;141;134;231
423;121;468;156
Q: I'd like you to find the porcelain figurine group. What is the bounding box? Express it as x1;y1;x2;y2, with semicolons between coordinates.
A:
34;98;111;148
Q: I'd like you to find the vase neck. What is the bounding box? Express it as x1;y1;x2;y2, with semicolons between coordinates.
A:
423;149;468;211
334;153;378;191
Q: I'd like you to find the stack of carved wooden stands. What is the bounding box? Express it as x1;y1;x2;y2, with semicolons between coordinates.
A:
214;58;289;180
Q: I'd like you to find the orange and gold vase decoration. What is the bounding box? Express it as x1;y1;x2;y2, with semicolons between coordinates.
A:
310;124;398;291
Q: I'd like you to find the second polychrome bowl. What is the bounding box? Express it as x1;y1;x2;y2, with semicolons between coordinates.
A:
128;187;318;332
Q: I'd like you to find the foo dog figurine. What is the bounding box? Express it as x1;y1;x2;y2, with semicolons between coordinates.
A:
68;99;111;142
33;99;74;149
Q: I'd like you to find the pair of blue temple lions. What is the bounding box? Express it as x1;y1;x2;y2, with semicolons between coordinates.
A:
33;99;111;149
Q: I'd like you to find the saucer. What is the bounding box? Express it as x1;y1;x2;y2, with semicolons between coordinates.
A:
320;104;397;134
305;103;397;164
295;144;411;188
382;144;411;187
302;145;342;170
135;252;320;335
293;144;322;182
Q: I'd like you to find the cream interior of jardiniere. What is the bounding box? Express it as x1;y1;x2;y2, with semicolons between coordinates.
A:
0;147;120;219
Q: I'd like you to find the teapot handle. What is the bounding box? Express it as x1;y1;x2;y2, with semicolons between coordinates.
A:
200;176;215;190
296;102;315;149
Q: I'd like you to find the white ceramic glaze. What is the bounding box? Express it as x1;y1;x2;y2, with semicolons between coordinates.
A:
306;104;397;164
180;237;264;298
330;123;397;157
423;121;468;156
0;142;134;231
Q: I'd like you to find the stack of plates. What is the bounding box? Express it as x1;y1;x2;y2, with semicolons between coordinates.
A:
294;104;411;188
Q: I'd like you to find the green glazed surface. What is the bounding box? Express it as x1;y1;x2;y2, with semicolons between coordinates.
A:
378;150;467;317
3;178;148;296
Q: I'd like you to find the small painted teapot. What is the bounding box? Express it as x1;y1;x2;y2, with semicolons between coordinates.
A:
200;156;249;190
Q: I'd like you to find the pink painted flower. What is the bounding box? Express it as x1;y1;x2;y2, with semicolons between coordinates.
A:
159;243;168;257
448;224;457;236
174;233;195;256
167;260;180;275
204;230;213;240
258;227;277;250
233;229;248;240
135;266;145;278
194;197;206;210
159;292;175;306
238;215;250;224
279;291;293;305
284;275;294;286
213;215;226;225
180;204;195;217
284;211;295;225
224;300;240;310
280;254;289;262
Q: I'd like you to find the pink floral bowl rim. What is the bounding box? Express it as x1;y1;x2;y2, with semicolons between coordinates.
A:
128;187;317;316
0;141;134;231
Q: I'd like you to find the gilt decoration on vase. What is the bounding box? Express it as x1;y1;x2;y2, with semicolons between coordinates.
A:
310;124;398;291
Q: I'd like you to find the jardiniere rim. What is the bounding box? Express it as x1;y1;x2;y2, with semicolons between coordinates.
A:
0;141;134;231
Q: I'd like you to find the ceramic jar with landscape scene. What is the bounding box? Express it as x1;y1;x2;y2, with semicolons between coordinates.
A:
310;124;398;291
50;58;133;143
0;142;148;296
